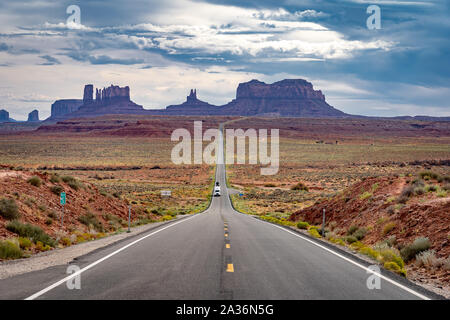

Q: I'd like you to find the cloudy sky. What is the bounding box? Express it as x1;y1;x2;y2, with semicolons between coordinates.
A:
0;0;449;120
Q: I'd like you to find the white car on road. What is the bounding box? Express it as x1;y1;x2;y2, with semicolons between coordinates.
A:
214;185;221;197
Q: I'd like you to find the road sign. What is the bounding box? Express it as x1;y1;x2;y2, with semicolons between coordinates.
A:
161;190;171;197
60;192;66;205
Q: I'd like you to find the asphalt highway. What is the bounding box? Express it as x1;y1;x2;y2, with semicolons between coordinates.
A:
0;130;434;300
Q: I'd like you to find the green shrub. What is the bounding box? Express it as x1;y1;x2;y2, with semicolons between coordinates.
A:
0;240;23;259
78;212;104;232
437;190;447;198
18;237;32;249
60;237;71;247
347;225;359;235
6;221;55;247
297;221;309;229
359;246;380;260
378;248;405;268
419;171;440;180
35;241;51;252
346;235;358;244
50;185;63;195
384;261;407;276
424;185;438;193
400;237;431;262
0;198;20;220
359;192;372;200
308;228;321;238
291;182;308;191
27;176;42;187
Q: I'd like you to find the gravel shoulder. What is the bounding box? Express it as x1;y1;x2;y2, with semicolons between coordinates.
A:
0;215;189;280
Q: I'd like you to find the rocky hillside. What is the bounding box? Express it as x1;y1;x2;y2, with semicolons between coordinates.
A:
0;170;134;259
290;173;449;257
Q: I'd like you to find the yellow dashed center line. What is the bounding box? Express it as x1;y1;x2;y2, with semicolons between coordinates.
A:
225;233;228;237
226;244;230;249
226;264;234;272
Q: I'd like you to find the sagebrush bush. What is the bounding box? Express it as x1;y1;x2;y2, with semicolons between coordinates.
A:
0;240;23;259
419;171;440;180
415;250;443;269
62;176;82;190
291;182;308;191
0;198;20;220
400;185;415;198
382;222;396;236
27;176;42;187
49;174;61;183
50;185;63;195
353;228;367;240
347;225;359;235
400;237;431;262
6;221;55;247
78;212;104;232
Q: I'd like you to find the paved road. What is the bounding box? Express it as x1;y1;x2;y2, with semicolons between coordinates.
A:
0;129;434;300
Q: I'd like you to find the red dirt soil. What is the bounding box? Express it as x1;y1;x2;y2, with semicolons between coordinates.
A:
289;176;450;259
0;170;130;240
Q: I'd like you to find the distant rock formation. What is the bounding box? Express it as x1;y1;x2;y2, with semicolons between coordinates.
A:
67;84;143;118
160;79;347;118
165;89;220;115
0;109;9;122
220;79;346;117
27;109;39;122
49;99;83;120
44;85;143;121
83;84;94;103
43;79;351;121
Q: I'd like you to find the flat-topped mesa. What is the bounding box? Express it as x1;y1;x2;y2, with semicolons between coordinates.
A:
50;99;83;119
236;79;325;100
221;79;345;117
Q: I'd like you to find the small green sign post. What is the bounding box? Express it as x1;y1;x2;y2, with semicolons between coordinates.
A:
60;192;66;227
60;192;66;205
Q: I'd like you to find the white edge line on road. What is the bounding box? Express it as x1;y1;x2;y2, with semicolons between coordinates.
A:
259;220;430;300
25;214;200;300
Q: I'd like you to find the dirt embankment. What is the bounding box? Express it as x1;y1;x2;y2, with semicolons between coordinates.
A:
289;176;450;258
0;170;130;241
